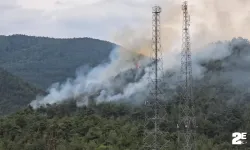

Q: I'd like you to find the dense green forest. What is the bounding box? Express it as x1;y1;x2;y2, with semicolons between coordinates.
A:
0;68;45;115
0;94;249;150
0;35;115;89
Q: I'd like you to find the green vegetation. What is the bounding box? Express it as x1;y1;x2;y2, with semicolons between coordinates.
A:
0;68;45;115
0;80;249;150
0;34;115;89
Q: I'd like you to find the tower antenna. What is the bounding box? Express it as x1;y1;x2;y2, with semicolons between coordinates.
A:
177;1;196;150
143;5;169;150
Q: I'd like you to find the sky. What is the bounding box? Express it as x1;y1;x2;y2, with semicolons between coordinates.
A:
0;0;164;41
1;0;250;44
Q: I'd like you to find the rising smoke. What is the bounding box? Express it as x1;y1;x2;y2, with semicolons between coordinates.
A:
30;0;250;108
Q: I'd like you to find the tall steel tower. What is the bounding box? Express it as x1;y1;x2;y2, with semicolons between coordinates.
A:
177;1;196;150
143;6;168;150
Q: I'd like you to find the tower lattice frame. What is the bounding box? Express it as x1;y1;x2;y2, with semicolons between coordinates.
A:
177;1;196;150
142;6;169;150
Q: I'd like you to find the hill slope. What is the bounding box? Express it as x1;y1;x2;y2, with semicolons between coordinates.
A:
0;68;45;115
0;34;116;89
1;38;250;149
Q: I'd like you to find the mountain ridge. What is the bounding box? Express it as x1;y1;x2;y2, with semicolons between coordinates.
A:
0;34;117;89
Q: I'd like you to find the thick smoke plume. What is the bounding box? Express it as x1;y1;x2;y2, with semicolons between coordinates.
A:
161;0;250;49
30;0;250;108
30;38;250;108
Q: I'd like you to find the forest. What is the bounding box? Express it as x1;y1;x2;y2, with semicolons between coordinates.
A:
0;85;249;150
0;68;45;115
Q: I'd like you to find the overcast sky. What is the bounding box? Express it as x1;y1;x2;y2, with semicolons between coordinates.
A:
0;0;167;41
2;0;250;44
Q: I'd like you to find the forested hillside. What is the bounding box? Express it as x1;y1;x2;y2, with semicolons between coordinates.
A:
1;36;250;149
0;68;45;115
0;35;115;89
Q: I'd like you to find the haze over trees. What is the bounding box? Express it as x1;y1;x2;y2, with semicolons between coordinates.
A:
0;68;45;115
0;34;115;89
0;35;115;115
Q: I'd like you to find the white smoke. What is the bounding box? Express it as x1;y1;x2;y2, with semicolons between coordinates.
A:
30;38;241;108
30;0;250;108
30;47;153;108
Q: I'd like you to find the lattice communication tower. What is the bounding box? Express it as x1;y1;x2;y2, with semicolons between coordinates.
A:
177;1;196;150
142;6;169;150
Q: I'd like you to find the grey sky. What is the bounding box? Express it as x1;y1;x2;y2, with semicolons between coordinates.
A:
0;0;163;41
1;0;250;43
